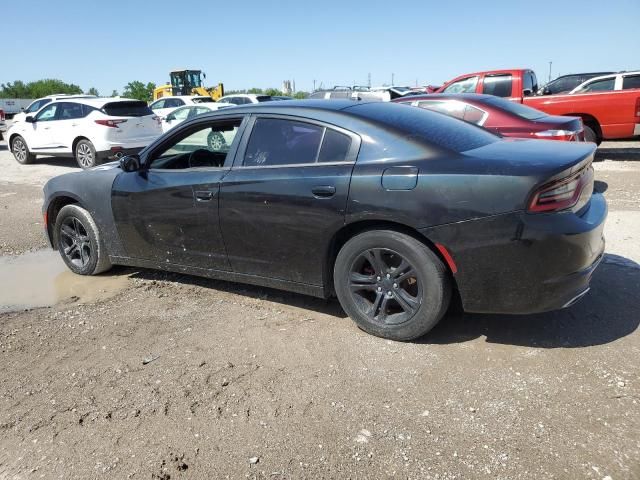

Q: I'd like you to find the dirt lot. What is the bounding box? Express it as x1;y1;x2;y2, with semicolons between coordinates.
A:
0;138;639;479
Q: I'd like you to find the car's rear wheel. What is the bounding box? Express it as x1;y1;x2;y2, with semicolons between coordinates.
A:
75;139;98;169
583;125;599;144
11;135;36;164
334;230;451;341
53;204;112;275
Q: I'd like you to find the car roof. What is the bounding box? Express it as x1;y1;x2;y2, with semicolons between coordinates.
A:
214;99;363;112
49;97;143;107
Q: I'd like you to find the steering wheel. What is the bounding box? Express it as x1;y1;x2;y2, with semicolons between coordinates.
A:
188;149;215;168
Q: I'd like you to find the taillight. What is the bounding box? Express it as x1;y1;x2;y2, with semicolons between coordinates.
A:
528;167;591;213
533;129;581;141
0;109;5;121
95;119;127;128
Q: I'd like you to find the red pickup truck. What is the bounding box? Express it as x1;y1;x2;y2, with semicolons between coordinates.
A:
437;69;640;143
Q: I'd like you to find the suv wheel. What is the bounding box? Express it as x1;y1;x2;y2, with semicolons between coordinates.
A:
75;139;98;169
11;135;36;164
334;230;451;341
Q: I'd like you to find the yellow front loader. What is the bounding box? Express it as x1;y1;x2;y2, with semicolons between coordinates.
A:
153;69;224;101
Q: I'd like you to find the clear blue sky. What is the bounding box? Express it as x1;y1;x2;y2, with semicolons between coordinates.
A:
3;0;639;95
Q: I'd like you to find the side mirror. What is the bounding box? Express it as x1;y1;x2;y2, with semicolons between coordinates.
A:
119;154;141;172
26;116;36;123
165;114;175;121
542;87;551;95
522;88;533;97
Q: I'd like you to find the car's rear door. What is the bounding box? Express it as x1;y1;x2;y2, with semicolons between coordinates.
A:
111;115;248;270
219;115;360;285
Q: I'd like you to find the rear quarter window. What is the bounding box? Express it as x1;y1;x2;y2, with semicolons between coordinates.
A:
102;101;153;117
350;102;498;153
622;75;640;90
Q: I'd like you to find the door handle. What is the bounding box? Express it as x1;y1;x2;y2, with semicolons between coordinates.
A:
312;185;336;198
194;190;215;201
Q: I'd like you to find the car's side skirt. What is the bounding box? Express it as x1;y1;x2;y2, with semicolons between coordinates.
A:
109;256;328;299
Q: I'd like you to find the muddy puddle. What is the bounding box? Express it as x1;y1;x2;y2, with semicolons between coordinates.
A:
0;250;129;313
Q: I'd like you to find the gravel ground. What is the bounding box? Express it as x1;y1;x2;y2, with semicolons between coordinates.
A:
0;139;639;479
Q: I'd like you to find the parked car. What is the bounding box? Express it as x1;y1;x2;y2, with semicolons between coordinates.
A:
437;68;640;143
0;108;6;140
218;94;275;105
149;95;215;119
161;103;233;133
7;98;162;169
538;72;614;95
42;100;605;341
393;93;585;141
570;71;640;94
12;94;98;123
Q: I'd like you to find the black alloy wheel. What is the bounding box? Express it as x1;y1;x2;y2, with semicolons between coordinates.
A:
349;248;421;326
59;216;92;269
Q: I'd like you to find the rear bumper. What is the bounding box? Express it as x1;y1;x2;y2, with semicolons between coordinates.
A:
420;193;607;314
634;123;640;136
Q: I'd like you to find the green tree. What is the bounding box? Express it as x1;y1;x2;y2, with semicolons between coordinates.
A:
293;91;309;99
265;88;284;97
122;81;156;102
111;90;119;97
0;79;82;98
247;88;264;94
86;87;99;96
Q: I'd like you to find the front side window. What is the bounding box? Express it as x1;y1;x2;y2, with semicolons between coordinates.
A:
482;74;513;97
27;99;50;113
149;119;242;170
576;77;615;93
35;103;59;122
243;118;352;167
443;76;478;94
622;75;640;90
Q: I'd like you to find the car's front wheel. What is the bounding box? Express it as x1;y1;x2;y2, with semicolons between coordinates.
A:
334;230;451;341
74;139;98;169
53;204;112;275
11;135;36;164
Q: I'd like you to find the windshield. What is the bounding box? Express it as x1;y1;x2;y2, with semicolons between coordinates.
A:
482;96;546;120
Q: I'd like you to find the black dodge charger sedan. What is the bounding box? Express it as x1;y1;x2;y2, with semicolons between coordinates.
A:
42;100;606;341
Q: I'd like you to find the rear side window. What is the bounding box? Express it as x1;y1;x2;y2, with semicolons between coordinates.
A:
256;96;272;102
102;101;153;117
243;118;353;167
318;129;352;163
482;74;513;97
622;75;640;90
57;102;85;120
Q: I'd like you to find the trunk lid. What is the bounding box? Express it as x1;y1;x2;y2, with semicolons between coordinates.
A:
98;101;161;142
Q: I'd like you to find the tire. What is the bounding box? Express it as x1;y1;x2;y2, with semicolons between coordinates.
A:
53;204;112;275
583;125;599;145
74;139;98;169
11;135;36;164
207;131;227;151
334;230;451;341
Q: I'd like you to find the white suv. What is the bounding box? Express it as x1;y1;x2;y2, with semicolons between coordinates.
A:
8;98;162;168
218;94;275;105
12;94;98;123
149;95;216;119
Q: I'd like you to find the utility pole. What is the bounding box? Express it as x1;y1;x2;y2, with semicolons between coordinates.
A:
391;73;395;85
367;73;371;88
313;79;316;92
548;61;552;82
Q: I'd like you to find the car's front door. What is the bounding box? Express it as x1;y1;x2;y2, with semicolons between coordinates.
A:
219;115;360;285
50;102;86;154
111;116;247;270
26;103;61;150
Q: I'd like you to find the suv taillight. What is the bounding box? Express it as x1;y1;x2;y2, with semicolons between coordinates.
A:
95;119;127;128
528;167;591;213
